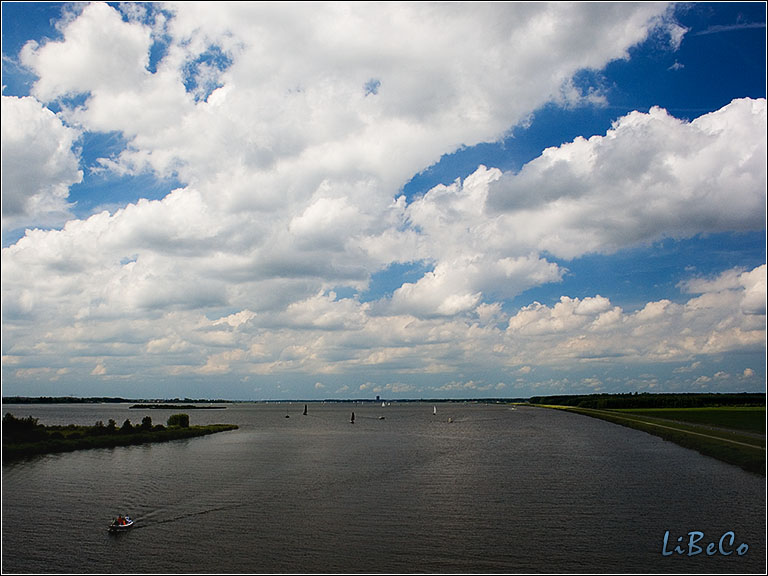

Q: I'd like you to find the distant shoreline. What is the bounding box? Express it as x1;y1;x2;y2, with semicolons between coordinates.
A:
3;392;764;408
6;391;762;413
2;396;235;405
128;404;227;410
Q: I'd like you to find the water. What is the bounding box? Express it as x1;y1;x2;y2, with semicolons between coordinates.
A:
2;402;765;573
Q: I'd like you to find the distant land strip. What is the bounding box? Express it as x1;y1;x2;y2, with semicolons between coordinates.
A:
2;396;234;404
129;404;226;409
3;392;764;407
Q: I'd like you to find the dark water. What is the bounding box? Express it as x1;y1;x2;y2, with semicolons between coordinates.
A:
2;402;765;573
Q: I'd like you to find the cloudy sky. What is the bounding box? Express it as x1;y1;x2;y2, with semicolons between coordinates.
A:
1;2;765;401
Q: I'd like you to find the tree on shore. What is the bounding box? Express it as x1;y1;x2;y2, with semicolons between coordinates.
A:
2;413;45;442
167;413;190;428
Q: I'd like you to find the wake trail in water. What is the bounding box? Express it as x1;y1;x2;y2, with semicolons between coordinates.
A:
134;502;245;529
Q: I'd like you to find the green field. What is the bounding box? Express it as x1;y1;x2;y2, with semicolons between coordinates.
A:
615;406;765;434
536;405;765;476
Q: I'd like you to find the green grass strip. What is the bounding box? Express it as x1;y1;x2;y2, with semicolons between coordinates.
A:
535;405;765;476
615;407;765;434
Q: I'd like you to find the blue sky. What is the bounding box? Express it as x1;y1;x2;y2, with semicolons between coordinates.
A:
1;2;765;400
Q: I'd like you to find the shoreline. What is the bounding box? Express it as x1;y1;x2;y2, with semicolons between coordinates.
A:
2;423;239;462
536;404;765;476
128;404;227;409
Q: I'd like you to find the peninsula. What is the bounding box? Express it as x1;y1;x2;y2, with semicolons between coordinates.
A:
2;412;238;461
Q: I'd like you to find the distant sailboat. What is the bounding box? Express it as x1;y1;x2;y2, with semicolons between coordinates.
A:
303;404;308;416
350;411;355;424
433;406;437;415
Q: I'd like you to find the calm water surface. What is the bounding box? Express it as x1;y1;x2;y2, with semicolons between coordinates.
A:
2;402;765;573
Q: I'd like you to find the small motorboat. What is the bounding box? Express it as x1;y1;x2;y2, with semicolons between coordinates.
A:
108;515;134;532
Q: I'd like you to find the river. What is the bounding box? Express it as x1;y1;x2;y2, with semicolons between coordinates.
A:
2;402;765;573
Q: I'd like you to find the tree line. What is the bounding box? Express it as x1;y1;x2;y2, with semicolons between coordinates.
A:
2;412;190;444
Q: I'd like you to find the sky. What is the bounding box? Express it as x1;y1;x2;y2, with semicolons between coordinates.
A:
1;1;766;401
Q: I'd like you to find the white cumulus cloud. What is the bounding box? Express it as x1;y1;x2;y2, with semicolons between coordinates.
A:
1;2;763;398
1;95;83;232
487;98;767;258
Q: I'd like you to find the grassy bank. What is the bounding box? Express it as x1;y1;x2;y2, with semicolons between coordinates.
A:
536;405;765;476
616;406;765;434
2;413;238;461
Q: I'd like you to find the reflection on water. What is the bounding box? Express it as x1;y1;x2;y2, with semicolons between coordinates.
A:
2;402;765;573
